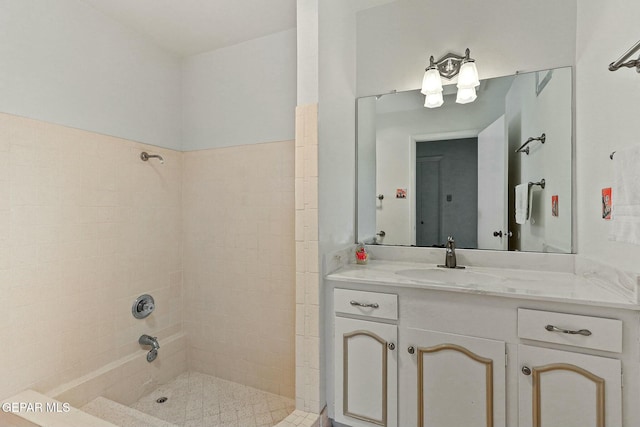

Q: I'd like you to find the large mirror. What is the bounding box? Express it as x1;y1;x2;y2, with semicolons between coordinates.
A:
356;66;572;253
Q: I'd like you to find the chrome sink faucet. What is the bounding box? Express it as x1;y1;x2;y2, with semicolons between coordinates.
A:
438;236;464;269
445;236;457;268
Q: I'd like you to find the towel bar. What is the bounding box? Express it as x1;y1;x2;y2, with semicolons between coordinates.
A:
609;40;640;73
516;133;546;155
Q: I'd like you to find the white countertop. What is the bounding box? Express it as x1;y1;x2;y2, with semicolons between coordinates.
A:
326;260;640;310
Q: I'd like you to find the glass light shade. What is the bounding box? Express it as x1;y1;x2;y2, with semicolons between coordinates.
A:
457;61;480;89
424;92;444;108
456;87;477;104
421;68;443;95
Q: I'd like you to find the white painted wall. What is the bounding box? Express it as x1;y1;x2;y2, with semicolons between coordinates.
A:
181;29;297;151
505;68;572;253
318;1;358;257
576;0;640;272
0;0;182;150
317;0;365;416
0;2;297;152
349;0;576;250
356;0;577;97
297;0;319;105
316;0;400;256
357;97;378;243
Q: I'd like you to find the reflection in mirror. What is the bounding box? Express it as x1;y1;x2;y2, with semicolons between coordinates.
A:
356;67;572;253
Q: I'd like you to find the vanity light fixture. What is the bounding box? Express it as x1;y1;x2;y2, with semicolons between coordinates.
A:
420;48;480;108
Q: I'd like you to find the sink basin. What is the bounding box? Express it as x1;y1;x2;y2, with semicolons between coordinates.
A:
395;267;502;284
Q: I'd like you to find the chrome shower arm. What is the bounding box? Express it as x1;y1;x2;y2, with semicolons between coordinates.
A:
140;152;164;164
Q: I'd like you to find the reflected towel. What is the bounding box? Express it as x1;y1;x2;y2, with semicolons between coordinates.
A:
611;146;640;245
515;183;529;224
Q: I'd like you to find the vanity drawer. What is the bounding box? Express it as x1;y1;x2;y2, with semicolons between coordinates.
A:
334;289;398;320
517;308;622;353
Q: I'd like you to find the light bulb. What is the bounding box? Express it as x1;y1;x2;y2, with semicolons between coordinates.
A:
457;61;480;89
424;92;444;108
421;68;443;95
456;87;477;104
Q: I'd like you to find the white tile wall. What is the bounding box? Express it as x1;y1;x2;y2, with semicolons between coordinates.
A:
182;140;296;398
294;104;321;413
0;113;184;400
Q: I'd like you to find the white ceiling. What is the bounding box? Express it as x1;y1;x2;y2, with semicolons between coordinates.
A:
80;0;297;57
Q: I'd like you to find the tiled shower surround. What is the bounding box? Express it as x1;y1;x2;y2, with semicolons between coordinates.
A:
0;113;296;406
0;113;184;401
183;141;296;397
293;104;320;412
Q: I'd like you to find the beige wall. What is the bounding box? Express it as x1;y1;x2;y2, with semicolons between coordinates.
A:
294;104;320;412
183;140;296;397
0;113;185;401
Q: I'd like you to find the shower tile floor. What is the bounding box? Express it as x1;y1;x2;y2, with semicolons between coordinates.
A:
131;371;295;427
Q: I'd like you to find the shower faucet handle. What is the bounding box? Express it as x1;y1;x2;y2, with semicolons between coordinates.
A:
132;294;155;319
141;300;154;313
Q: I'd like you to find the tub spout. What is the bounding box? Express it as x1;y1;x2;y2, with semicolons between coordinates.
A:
139;334;160;350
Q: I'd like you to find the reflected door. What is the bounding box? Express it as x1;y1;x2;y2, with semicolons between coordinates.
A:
416;157;442;246
477;115;507;250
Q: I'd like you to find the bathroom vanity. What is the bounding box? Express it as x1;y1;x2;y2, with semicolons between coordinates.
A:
324;248;640;427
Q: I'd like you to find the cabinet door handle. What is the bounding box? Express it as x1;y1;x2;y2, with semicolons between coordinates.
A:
522;366;532;376
350;300;379;309
387;342;395;351
407;346;415;354
545;324;592;336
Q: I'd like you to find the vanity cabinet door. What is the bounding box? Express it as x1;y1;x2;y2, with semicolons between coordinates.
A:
334;317;398;427
400;328;506;427
518;344;621;427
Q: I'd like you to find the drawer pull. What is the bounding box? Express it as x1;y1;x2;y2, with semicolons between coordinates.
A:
350;300;379;309
545;324;592;336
